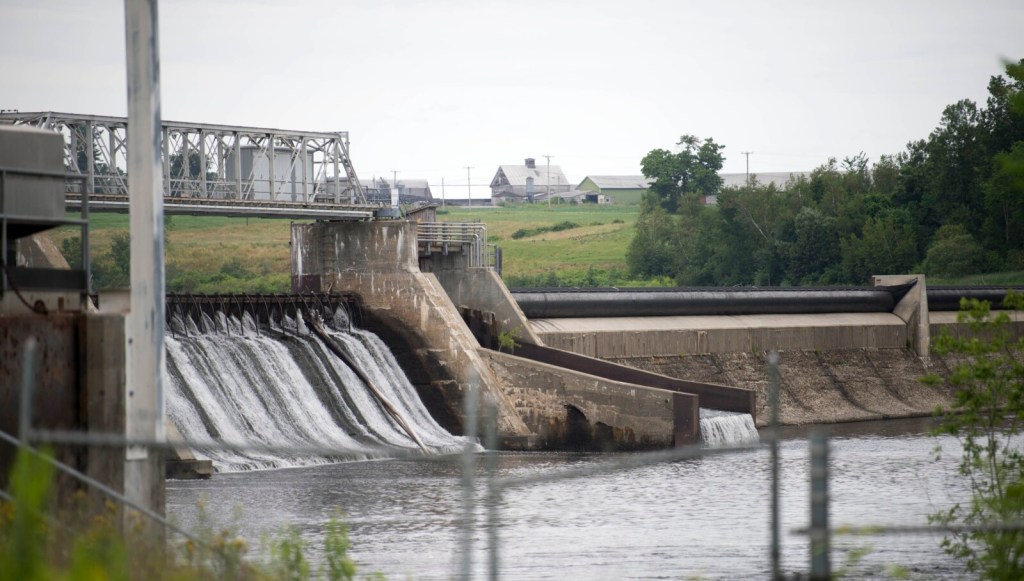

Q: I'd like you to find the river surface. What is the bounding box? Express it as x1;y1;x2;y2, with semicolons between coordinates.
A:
166;418;971;579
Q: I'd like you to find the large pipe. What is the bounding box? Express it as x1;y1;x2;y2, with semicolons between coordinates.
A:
927;286;1024;311
510;285;914;319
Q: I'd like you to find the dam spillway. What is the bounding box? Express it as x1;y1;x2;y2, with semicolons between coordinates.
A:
165;307;470;472
509;285;1022;319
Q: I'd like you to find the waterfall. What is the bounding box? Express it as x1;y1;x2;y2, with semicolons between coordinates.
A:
700;408;760;447
166;310;472;472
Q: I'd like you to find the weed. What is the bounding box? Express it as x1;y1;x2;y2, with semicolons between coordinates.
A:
497;327;521;354
0;448;375;580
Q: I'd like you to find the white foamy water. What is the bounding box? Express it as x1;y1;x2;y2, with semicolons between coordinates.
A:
166;312;471;472
700;408;760;447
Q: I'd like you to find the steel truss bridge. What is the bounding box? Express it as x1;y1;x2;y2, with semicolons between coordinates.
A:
0;111;380;220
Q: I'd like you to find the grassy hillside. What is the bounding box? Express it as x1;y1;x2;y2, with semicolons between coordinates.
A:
53;213;293;293
440;204;642;285
49;205;1024;292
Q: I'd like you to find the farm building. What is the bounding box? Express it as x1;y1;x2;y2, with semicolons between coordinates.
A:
490;158;570;203
577;175;651;205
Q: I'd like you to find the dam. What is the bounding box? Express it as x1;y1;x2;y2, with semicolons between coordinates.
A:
165;303;470;472
3;115;1021;527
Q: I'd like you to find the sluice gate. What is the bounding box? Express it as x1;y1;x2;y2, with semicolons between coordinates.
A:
164;292;362;331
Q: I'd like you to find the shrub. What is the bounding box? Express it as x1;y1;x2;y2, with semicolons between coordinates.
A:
926;291;1024;578
922;224;988;278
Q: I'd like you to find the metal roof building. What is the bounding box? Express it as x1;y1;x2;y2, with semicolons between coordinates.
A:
577;175;653;205
490;158;571;203
720;172;809;189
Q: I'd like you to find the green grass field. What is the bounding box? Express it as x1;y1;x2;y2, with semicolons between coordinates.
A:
49;205;1024;292
54;213;294;292
440;204;639;284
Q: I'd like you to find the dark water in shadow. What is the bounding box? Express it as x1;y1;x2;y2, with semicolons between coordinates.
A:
167;418;969;579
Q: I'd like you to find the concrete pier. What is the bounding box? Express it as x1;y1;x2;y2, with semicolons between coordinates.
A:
291;220;530;439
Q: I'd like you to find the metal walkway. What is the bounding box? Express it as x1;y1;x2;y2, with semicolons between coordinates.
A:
0;111;380;220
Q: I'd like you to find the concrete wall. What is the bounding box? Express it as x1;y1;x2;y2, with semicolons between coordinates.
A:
433;267;543;346
0;314;83;492
0;309;165;520
419;249;473;273
480;349;696;449
874;274;929;357
609;348;956;427
291;220;530;438
531;313;908;357
930;310;1024;342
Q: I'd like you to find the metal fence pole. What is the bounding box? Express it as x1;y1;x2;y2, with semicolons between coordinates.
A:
809;430;830;580
459;374;480;580
767;351;781;580
484;398;500;581
18;337;38;443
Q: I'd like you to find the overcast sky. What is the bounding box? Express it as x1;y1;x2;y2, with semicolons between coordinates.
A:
2;0;1023;198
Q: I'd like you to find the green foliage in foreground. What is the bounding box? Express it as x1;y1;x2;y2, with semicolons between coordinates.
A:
0;449;366;581
926;290;1024;579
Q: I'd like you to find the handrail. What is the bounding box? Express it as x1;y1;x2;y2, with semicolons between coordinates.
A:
416;222;500;269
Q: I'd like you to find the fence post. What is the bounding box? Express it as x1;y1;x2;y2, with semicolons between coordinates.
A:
767;351;781;580
459;372;480;580
18;337;38;443
485;398;500;581
809;430;830;580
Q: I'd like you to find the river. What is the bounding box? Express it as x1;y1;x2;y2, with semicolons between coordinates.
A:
166;417;971;579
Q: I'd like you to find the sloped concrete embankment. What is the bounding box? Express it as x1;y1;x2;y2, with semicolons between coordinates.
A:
607;349;955;427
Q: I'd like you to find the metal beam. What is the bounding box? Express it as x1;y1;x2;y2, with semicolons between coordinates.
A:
0;110;369;207
66;196;373;220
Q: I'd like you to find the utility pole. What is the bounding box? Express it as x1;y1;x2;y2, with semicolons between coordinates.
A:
741;151;752;188
441;177;445;209
543;154;553;207
125;0;165;518
465;166;473;207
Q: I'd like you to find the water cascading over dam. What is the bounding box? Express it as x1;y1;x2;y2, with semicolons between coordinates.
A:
165;307;471;472
700;410;759;447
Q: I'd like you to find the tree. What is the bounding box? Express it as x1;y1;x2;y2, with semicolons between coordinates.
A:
928;291;1024;579
168;151;217;197
840;212;918;283
786;207;840;285
626;203;678;278
922;224;988;279
925;100;988;234
983;143;1024;255
640;135;724;214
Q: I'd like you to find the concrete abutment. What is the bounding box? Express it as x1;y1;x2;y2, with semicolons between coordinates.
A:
291;220;712;448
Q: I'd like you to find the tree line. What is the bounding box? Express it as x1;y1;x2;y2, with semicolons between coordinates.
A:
628;59;1024;286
